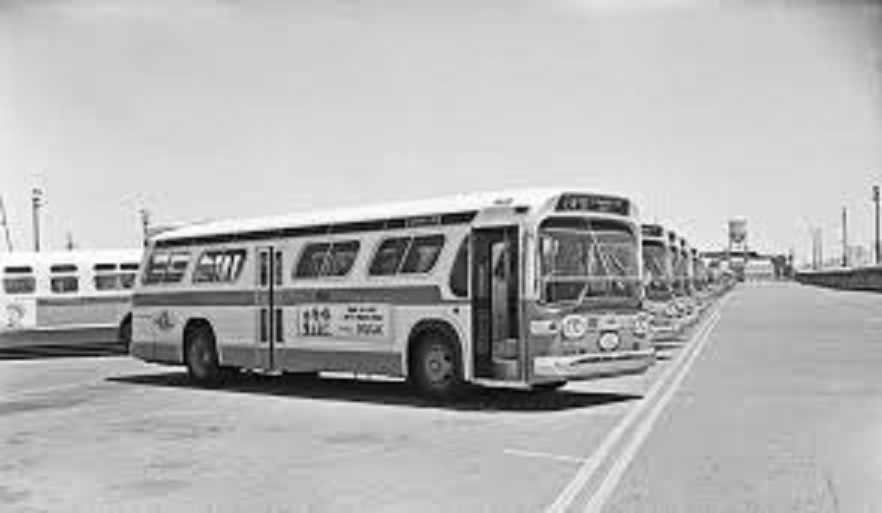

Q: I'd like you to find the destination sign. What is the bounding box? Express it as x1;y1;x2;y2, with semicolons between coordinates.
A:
641;225;664;238
555;194;630;216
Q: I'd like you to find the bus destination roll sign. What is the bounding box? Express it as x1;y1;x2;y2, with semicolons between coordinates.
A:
556;194;630;216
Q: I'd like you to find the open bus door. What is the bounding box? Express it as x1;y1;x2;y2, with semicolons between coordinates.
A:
472;226;524;381
255;246;283;370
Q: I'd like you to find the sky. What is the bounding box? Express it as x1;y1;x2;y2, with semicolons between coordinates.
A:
1;0;880;266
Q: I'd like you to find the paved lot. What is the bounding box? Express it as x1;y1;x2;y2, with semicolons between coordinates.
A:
2;283;877;512
603;283;882;512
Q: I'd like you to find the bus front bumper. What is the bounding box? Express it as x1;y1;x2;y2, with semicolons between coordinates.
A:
533;349;655;382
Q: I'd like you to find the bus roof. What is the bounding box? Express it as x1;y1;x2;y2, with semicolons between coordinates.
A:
0;249;143;268
153;188;636;246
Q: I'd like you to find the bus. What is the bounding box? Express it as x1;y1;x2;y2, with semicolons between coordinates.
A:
0;250;142;350
130;189;655;397
640;224;681;339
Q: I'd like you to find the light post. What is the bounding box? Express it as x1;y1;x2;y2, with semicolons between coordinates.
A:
842;206;849;268
31;188;44;252
873;185;880;265
139;208;151;247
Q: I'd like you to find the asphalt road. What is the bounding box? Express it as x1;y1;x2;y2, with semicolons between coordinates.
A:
602;283;882;513
1;283;878;512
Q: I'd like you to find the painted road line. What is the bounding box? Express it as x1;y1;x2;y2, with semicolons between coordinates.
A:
581;309;723;512
503;449;590;465
544;297;728;513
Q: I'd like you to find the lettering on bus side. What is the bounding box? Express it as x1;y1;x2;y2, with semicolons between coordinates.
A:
296;304;390;340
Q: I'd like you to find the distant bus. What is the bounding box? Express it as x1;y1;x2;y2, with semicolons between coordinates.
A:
640;224;674;303
131;189;655;397
0;250;142;349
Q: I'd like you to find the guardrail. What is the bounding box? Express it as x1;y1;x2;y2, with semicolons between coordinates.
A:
794;266;882;292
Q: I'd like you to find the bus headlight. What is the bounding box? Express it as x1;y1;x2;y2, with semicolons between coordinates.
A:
598;332;621;351
562;315;588;339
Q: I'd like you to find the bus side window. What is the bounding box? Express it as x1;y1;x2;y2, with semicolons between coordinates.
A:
144;253;170;284
164;252;191;283
194;250;247;284
120;263;139;289
3;266;36;295
322;241;360;277
50;275;79;294
449;236;469;298
93;263;119;291
400;235;444;274
294;243;330;279
369;237;410;276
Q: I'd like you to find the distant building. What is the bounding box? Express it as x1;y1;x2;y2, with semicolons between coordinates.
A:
743;259;776;281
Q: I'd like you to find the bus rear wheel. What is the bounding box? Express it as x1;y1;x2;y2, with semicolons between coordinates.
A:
185;326;225;387
410;331;464;400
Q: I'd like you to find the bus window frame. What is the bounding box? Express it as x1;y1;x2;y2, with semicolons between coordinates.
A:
192;248;247;285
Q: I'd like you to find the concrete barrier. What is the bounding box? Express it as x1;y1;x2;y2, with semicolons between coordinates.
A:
795;266;882;292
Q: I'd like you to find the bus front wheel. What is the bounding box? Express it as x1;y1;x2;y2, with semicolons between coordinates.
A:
410;331;464;400
185;326;224;387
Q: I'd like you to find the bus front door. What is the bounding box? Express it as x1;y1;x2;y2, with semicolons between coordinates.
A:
472;226;522;381
256;247;283;370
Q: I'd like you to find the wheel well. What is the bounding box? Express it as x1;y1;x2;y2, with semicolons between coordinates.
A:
182;319;215;358
118;312;132;333
406;319;463;378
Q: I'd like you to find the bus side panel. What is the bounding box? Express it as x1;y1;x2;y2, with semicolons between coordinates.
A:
207;305;258;369
131;306;159;362
36;295;129;328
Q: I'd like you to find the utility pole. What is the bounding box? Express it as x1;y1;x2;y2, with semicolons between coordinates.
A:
874;185;880;265
810;227;817;269
31;187;44;252
65;231;75;251
841;206;849;268
0;195;12;252
139;208;151;247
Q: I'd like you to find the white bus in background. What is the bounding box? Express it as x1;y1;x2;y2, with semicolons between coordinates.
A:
131;189;655;398
0;250;142;350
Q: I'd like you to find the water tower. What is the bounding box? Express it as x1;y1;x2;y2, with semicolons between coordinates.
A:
727;218;748;280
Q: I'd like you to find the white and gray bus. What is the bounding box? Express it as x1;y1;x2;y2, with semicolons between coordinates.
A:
130;189;655;397
0;250;141;349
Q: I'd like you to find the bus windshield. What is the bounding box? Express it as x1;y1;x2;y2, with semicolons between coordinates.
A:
643;242;673;299
539;217;640;305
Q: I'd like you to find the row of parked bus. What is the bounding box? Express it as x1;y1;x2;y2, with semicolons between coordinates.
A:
0;189;731;396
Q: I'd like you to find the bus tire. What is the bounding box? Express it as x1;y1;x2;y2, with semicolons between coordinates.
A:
184;324;225;387
117;314;133;353
409;328;465;400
